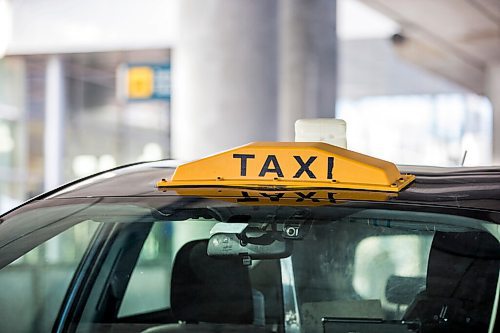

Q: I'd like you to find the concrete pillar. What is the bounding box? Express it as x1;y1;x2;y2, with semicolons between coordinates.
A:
488;64;500;165
44;55;65;191
278;0;337;141
172;0;278;160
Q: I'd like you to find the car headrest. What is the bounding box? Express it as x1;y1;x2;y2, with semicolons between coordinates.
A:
426;231;499;303
385;275;425;305
170;239;254;324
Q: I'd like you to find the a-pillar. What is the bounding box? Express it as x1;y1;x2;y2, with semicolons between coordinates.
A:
172;0;278;160
488;64;500;165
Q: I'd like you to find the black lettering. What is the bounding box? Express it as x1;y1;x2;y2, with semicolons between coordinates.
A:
237;191;259;202
260;192;285;202
295;192;320;202
327;157;334;180
293;156;317;179
328;192;337;203
259;155;284;177
233;154;255;176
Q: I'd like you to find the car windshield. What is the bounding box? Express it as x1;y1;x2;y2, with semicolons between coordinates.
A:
0;197;498;333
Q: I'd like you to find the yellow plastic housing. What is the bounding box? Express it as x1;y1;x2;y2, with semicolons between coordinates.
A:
157;142;415;192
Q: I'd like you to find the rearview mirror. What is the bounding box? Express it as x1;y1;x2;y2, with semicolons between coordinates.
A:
208;232;292;260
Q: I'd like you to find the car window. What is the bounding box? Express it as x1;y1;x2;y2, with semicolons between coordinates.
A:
75;217;284;333
118;219;221;318
2;199;498;333
353;234;432;318
118;222;173;317
290;218;498;333
291;222;431;330
0;220;98;333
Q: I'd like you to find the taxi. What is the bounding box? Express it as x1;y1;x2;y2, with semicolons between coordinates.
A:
0;121;498;333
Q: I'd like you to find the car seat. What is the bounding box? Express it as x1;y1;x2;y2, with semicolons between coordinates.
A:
385;275;425;318
142;239;265;333
403;231;499;333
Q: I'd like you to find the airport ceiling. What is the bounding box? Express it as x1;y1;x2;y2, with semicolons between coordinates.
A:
361;0;500;95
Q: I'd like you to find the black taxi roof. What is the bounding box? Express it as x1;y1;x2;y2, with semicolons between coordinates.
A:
19;160;499;216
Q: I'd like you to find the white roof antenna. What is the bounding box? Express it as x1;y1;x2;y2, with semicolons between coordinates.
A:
295;118;347;149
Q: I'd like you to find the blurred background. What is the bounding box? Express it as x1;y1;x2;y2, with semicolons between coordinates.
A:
0;0;499;213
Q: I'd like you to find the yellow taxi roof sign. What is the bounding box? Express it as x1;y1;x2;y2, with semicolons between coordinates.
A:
157;142;415;192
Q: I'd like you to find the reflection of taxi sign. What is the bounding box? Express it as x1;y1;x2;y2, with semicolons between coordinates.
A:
125;64;171;101
157;142;415;192
161;188;397;206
